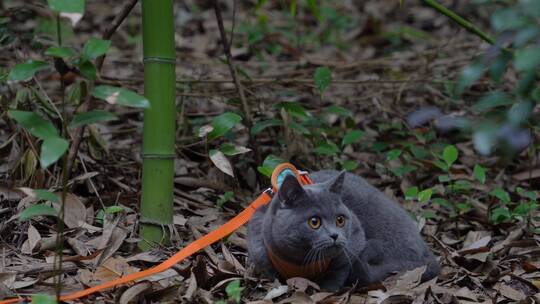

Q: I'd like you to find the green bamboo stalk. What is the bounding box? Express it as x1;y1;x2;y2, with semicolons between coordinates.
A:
422;0;496;45
139;0;176;250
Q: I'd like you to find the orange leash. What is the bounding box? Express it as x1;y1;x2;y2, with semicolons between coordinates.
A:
0;163;311;303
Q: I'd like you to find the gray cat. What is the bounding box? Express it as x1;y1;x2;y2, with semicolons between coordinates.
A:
247;170;439;290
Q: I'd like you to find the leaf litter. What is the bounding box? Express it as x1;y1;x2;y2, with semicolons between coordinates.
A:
0;0;539;303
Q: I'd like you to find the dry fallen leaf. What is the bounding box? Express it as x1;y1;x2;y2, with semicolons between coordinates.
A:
21;223;41;254
119;281;152;304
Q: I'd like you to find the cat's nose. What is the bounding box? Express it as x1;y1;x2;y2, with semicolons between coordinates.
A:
330;233;338;241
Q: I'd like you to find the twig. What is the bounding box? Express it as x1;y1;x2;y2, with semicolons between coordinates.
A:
96;0;139;71
213;0;262;166
421;0;495;45
212;1;252;125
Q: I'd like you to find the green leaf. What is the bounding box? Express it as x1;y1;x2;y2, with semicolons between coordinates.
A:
219;143;251;156
48;0;85;13
19;188;60;203
514;46;540;72
82;38;111;60
208;112;243;139
104;206;124;214
473;164;486;184
507;101;532;125
404;186;418;200
40;137;69;168
251;119;282;135
19;204;58;221
457;62;484;94
490;188;510;204
490;207;511;224
389;165;416;177
217;191;234;208
314;67;332;92
473;91;513;112
8;111;59;140
386;149;402;161
34;189;60;203
513;202;537;216
225;280;243;303
8;60;49;81
289;122;311;135
275;102;309;119
490;52;511;82
432;198;451;209
324;105;353;117
257;154;285;177
438;175;450;183
45;46;76;58
314;141;339;156
31;294;57;304
418;188;433;203
442;145;458;167
342;130;364;146
92;85;150;108
69;110;117;128
456;202;473;214
79;60;96;80
341;160;358;171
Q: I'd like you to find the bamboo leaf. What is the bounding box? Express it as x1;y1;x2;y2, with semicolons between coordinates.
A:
18;188;60;203
40;137;69;168
69;110;117;128
19;204;58;221
8;60;49;81
92;85;150;108
8;111;59;139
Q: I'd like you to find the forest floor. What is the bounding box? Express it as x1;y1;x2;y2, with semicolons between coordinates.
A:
1;0;539;303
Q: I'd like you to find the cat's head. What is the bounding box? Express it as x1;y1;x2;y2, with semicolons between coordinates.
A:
266;172;362;262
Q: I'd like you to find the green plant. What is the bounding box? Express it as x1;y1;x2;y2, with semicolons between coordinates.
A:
427;0;540;155
6;0;148;219
216;279;243;304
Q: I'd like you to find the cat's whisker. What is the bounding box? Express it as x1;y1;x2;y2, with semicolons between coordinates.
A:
302;248;316;266
341;247;354;269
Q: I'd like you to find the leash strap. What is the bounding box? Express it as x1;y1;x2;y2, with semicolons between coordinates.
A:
0;163;310;303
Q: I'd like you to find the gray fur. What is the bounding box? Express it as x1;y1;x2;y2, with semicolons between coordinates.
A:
247;170;439;290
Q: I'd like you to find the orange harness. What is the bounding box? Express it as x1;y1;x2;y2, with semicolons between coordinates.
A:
0;163;311;303
266;246;331;280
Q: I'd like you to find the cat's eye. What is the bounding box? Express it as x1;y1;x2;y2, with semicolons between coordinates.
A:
308;216;321;229
336;215;345;227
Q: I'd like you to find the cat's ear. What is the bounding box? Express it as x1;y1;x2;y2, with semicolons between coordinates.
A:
328;171;346;194
278;174;306;204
